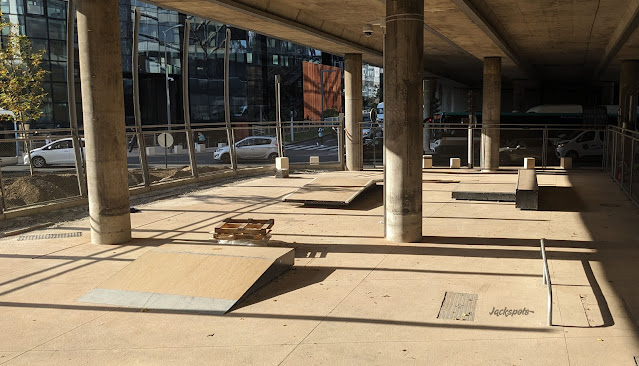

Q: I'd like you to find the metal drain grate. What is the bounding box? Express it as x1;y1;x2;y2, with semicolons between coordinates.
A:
437;292;478;321
17;232;83;241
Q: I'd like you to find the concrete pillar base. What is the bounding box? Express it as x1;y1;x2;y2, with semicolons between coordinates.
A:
309;156;320;166
560;157;572;169
275;157;290;178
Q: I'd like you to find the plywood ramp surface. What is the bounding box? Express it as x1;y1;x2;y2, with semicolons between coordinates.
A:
283;177;378;205
78;244;294;314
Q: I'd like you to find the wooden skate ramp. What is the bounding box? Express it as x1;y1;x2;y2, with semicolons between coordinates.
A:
78;244;294;314
284;177;378;205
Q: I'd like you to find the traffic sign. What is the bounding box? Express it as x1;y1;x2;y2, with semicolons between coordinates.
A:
158;132;174;148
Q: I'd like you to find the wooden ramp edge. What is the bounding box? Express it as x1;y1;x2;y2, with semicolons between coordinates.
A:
78;244;294;314
283;177;378;205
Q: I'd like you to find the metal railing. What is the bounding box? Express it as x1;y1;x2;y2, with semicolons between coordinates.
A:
605;125;639;206
0;118;345;216
540;238;552;326
359;121;608;169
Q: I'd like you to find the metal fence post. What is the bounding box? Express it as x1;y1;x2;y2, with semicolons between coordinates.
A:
182;20;198;178
338;113;345;170
66;0;88;197
223;28;237;170
542;127;548;168
275;74;284;158
631;138;635;198
132;7;150;186
0;167;6;214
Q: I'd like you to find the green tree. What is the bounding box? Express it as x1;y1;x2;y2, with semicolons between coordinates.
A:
0;11;48;174
0;11;48;130
322;108;339;118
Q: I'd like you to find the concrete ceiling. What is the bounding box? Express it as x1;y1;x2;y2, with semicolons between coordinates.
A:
150;0;639;86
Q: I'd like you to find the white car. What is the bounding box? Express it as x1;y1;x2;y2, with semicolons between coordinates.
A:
556;130;605;161
213;136;279;163
24;138;85;168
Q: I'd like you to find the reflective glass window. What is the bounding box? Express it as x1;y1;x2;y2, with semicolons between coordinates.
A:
47;0;66;19
48;18;65;40
26;16;47;38
26;0;44;15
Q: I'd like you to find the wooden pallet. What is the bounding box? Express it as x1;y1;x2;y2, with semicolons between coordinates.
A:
212;218;274;241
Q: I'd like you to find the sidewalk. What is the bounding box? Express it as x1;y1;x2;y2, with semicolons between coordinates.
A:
0;168;638;365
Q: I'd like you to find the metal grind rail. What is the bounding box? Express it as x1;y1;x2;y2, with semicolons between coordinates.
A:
540;238;552;326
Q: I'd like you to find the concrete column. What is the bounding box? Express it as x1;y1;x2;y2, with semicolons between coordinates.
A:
480;57;501;172
423;78;436;152
77;0;131;244
512;79;525;112
345;53;363;171
619;61;639;129
601;81;615;105
384;0;424;242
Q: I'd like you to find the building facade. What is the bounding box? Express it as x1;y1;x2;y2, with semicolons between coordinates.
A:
1;0;359;130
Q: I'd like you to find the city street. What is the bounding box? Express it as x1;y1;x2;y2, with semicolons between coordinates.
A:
2;136;340;174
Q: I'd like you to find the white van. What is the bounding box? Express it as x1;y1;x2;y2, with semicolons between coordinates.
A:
376;102;384;123
526;105;583;114
556;130;605;160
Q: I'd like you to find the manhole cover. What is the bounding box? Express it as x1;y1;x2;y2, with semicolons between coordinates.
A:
17;232;83;241
437;292;478;321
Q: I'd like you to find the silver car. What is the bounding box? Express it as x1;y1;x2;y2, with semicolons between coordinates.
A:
213;136;279;163
24;138;85;168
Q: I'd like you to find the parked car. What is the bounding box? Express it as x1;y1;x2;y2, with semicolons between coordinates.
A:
556;130;605;161
213;136;278;163
24;138;85;168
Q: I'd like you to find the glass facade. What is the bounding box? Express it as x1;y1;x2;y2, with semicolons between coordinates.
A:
1;0;363;129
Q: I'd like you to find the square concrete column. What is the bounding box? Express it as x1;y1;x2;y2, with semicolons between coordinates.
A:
423;78;437;153
345;53;363;171
384;0;424;242
512;79;526;112
77;0;131;244
619;60;639;129
480;57;501;172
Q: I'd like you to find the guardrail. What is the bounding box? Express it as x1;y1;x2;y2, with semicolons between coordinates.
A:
540;238;552;326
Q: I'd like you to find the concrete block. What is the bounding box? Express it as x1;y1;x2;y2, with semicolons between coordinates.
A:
173;145;184;154
146;147;155;156
275;169;289;178
310;156;320;166
275;157;289;170
561;157;572;169
450;157;461;169
194;143;205;152
524;157;535;169
422;155;433;169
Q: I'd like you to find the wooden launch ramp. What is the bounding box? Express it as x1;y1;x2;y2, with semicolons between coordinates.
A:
283;177;378;206
78;243;293;314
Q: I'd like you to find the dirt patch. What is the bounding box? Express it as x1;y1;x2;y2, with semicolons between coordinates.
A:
3;174;80;208
128;166;228;186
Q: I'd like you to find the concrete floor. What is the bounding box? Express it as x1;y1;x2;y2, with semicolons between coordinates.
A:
1;168;638;365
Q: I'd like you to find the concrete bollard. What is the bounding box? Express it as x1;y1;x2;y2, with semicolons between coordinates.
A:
275;157;289;178
450;157;461;169
194;143;205;152
146;147;155;156
524;157;535;169
422;155;433;169
173;145;183;154
310;156;320;166
560;156;572;169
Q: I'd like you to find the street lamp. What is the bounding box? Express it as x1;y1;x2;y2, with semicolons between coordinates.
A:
320;68;337;121
162;24;184;130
